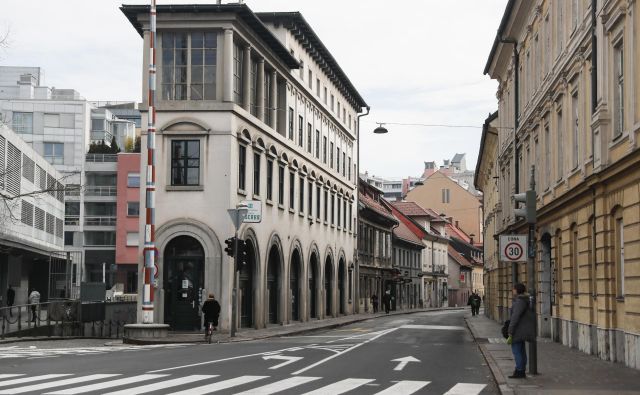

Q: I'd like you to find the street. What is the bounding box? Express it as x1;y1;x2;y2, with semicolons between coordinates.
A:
0;310;497;394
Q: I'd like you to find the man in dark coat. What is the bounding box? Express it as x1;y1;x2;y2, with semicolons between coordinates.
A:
370;294;378;313
468;292;481;316
507;283;535;378
202;293;221;332
382;290;391;314
6;285;15;317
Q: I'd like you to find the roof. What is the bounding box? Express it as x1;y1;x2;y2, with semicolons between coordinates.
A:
393;219;424;247
448;245;473;269
451;153;465;163
256;12;367;109
120;4;300;69
483;0;516;75
446;223;473;244
391;201;431;217
359;193;397;223
474;111;499;189
424;208;448;223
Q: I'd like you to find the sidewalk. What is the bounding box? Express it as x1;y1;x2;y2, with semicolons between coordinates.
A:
465;312;640;395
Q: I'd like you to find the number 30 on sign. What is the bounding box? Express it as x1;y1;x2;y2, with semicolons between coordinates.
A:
499;235;528;263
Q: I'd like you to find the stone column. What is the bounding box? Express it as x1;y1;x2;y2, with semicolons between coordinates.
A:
257;59;265;120
223;29;233;102
270;70;278;130
242;46;251;111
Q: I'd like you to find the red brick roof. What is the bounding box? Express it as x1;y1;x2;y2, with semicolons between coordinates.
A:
391;201;430;217
393;218;424;246
448;245;473;268
360;193;397;222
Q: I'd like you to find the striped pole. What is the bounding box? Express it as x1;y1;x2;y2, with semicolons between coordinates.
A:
142;0;157;324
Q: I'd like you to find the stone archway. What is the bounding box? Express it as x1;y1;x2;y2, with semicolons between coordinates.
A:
239;238;258;328
267;245;281;324
290;249;302;321
309;252;319;319
325;255;333;317
338;257;346;315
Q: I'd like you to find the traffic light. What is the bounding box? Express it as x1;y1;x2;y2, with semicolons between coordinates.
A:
513;190;536;224
224;237;236;257
237;239;248;268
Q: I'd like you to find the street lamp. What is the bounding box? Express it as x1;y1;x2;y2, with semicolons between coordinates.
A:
373;123;389;134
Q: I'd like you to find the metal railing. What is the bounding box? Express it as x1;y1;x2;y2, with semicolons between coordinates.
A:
65;216;80;226
84;186;117;196
84;216;116;226
85;154;118;163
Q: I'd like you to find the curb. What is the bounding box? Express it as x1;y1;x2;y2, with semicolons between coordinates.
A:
464;316;513;395
0;336;112;345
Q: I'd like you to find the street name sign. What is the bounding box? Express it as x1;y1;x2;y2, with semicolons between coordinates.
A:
241;200;262;223
500;235;527;263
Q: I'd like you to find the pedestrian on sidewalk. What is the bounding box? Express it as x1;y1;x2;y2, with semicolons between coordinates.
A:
202;293;221;332
468;291;481;316
507;283;535;379
28;288;40;323
370;294;378;313
382;290;391;314
6;285;15;317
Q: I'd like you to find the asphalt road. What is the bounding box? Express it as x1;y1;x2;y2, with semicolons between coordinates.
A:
0;309;498;394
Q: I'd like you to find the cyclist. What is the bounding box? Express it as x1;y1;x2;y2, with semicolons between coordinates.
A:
202;293;221;334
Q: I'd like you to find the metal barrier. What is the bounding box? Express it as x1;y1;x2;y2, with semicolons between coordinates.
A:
0;300;136;339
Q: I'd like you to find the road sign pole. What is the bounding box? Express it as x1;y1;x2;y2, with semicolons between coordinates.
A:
230;209;239;338
527;166;538;375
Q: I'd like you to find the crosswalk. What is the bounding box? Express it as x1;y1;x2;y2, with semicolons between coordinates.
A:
0;344;189;360
0;373;488;394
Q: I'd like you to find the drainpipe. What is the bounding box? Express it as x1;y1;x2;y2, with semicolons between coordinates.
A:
590;0;598;163
501;37;520;286
355;106;370;314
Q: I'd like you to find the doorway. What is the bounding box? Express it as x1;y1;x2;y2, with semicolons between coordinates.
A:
309;253;318;319
239;239;255;328
267;246;280;324
325;256;333;317
290;249;301;321
338;258;346;315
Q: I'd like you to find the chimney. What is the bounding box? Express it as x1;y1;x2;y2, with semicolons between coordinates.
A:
447;216;453;223
455;220;459;228
470;233;475;245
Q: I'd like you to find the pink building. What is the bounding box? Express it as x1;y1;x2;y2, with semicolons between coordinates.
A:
115;153;141;293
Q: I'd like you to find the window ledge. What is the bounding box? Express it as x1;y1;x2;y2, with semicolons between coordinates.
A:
253;194;260;200
298;212;305;217
289;208;295;214
609;132;629;150
126;215;140;218
237;189;247;196
266;199;273;206
166;185;204;192
616;296;625;302
278;204;285;210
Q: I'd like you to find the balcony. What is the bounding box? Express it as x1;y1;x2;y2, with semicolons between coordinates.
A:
84;186;117;197
65;216;80;226
84;216;116;226
86;154;117;163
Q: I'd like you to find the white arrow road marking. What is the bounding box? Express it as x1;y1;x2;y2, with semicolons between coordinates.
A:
263;355;304;369
391;356;421;371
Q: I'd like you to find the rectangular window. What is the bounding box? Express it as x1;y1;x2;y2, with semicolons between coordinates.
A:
190;32;217;100
127;202;140;216
308;69;313;89
323;136;328;163
170;140;199;186
556;2;564;55
572;91;579;168
299;61;304;79
348;157;352;181
64;231;74;246
330;94;335;111
264;72;272;125
337;196;341;228
616;217;625;297
315;130;320;158
348;203;352;231
22;155;34;183
614;42;624;137
44;113;60;128
337;101;341;116
337;147;341;172
308;180;313;217
43;142;64;165
330;142;334;168
21;200;33;226
238;144;246;191
289;171;295;210
441;188;450;203
299;176;305;214
331;194;335;225
126;232;139;247
343;199;347;229
288;108;294;140
267;158;274;200
324;87;327;104
316;78;320;96
557;110;563;180
342;152;346;176
572;228;578;296
161;32;188;100
298;116;304;147
253;152;261;196
128;172;140;188
250;58;258;115
571;0;578;30
278;165;285;205
233;43;244;104
84;231;116;246
324;190;328;222
307;123;312;153
316;185;321;220
544;125;551;188
12;112;33;134
91;118;104;131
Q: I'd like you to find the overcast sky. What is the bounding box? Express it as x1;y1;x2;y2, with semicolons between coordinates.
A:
1;0;507;178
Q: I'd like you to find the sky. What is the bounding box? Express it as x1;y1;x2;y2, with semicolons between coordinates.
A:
0;0;507;178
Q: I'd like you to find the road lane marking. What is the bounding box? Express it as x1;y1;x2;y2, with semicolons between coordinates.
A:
391;356;420;371
45;374;167;394
263;355;304;369
400;324;466;330
443;383;487;395
292;327;399;375
0;375;119;394
233;376;320;395
0;375;71;389
301;378;374;394
148;346;305;373
103;375;216;395
0;376;22;381
374;380;431;395
167;376;268;395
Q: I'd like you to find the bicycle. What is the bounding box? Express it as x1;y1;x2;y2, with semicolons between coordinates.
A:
205;322;214;344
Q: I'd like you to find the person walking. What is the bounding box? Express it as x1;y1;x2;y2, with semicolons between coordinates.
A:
507;283;535;379
28;288;40;323
6;285;15;317
468;291;481;316
370;294;378;313
382;290;391;314
202;293;221;332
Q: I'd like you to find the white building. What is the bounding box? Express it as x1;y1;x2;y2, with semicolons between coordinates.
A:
0;124;65;305
122;3;367;331
90;108;136;149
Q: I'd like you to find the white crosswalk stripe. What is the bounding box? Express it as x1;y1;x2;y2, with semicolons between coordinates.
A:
0;345;189;360
444;383;487;395
374;380;431;395
233;376;321;394
45;374;167;394
301;378;375;394
0;373;488;395
0;374;119;395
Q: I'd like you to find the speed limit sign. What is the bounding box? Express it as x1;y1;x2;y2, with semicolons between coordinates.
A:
500;235;528;262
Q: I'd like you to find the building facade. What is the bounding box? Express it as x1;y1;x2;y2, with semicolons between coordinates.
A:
122;3;367;331
115;153;141;294
482;0;640;369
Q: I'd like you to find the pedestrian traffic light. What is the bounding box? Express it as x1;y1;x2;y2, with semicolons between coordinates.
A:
513;190;536;224
224;237;236;257
237;239;248;269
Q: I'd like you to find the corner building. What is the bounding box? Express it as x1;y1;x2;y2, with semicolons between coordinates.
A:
482;0;640;369
122;4;367;331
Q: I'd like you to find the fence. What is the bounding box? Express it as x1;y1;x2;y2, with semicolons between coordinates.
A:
0;300;137;339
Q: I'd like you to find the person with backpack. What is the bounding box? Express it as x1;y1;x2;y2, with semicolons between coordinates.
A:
506;283;535;379
202;293;221;333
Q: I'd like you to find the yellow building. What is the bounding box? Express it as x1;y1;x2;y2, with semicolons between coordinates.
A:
480;0;640;369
